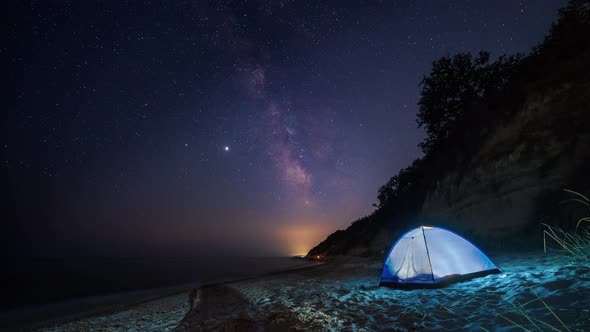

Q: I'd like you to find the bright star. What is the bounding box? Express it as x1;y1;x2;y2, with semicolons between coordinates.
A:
224;146;230;151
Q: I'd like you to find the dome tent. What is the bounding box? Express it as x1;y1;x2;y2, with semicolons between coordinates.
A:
379;226;500;288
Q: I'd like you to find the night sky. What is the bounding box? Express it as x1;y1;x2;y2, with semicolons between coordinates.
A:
4;1;564;257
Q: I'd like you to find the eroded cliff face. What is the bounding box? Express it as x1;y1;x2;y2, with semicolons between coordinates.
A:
420;83;590;244
309;82;590;257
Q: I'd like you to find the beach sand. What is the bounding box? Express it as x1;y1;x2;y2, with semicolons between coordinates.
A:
35;292;189;332
32;252;590;331
176;253;590;331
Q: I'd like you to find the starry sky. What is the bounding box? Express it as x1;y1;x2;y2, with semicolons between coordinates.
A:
3;1;565;257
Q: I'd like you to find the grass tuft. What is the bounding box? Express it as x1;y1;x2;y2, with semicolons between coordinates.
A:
559;189;590;231
542;224;590;260
500;293;572;332
543;189;590;261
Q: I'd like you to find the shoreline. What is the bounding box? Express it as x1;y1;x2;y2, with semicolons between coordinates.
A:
0;282;196;331
2;259;322;331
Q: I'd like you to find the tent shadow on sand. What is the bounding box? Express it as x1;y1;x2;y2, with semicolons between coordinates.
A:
379;226;501;289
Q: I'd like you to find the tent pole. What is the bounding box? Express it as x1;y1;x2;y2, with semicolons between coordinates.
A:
422;226;435;281
406;238;412;279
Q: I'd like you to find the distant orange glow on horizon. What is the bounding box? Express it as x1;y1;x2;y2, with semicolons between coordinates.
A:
132;218;338;256
273;222;333;256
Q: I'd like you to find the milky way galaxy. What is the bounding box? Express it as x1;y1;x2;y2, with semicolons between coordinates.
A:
3;1;565;256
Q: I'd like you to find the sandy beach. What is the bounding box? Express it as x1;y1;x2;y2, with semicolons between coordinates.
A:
36;291;189;332
28;252;590;331
176;253;590;331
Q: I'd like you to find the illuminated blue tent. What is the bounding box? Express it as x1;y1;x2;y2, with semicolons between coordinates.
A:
379;226;500;288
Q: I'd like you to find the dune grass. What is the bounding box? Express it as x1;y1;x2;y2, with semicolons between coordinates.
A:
437;294;572;331
561;189;590;231
542;224;590;260
542;189;590;261
498;291;572;332
498;189;589;331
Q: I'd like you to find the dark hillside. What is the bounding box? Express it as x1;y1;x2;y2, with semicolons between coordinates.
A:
308;0;590;258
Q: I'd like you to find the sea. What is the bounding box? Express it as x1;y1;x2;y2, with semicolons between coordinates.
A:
0;256;319;327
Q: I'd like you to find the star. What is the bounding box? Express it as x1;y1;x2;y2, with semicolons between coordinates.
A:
5;0;566;260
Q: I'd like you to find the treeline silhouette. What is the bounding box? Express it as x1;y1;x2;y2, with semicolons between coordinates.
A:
309;0;590;257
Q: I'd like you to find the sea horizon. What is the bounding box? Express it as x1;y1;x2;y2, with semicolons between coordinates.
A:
1;255;318;321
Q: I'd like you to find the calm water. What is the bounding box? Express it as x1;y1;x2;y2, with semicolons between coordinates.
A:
2;256;316;312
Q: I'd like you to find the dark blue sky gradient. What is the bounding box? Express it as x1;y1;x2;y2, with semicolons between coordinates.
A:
3;1;565;256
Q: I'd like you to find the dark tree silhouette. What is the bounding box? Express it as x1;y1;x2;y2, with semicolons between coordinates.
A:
377;159;425;208
308;0;590;258
416;51;521;154
535;0;590;61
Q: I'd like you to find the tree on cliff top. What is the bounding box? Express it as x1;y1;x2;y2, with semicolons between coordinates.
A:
376;158;425;209
536;0;590;61
308;0;590;258
416;52;521;155
417;0;590;156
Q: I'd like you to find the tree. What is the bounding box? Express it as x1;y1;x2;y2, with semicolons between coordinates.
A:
416;52;521;154
376;159;424;208
536;0;590;61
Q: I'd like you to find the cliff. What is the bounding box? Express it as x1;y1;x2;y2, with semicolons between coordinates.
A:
309;81;590;258
308;2;590;258
419;83;590;244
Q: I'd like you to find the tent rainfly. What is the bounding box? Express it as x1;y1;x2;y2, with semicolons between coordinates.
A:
379;226;500;288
